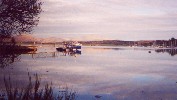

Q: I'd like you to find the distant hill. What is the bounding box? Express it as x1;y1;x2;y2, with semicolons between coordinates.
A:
40;37;65;43
14;34;65;43
14;34;39;43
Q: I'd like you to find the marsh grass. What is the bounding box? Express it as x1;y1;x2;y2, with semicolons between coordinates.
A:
0;73;76;100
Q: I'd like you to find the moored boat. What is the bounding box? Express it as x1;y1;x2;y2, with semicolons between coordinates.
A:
56;41;82;51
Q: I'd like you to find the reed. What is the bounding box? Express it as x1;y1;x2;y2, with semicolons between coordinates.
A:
1;73;76;100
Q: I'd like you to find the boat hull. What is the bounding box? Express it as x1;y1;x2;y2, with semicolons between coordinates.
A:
56;47;65;52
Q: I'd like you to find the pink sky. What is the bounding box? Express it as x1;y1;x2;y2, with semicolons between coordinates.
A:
34;0;177;40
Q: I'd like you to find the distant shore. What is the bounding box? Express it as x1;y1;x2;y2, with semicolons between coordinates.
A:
1;37;177;49
15;38;176;49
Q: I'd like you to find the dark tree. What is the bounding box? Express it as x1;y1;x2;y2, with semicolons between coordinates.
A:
0;0;42;37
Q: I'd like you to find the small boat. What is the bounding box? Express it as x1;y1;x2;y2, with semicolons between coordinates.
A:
72;42;82;49
56;41;82;51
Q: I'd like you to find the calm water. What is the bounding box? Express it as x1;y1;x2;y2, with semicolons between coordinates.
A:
1;45;177;100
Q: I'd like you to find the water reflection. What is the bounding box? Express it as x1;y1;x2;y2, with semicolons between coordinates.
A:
0;52;21;68
94;47;177;57
0;49;37;68
31;50;81;58
0;49;82;68
56;50;81;57
1;46;177;100
32;52;58;58
155;49;177;56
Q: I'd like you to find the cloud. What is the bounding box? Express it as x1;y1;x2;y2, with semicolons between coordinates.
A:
35;0;177;40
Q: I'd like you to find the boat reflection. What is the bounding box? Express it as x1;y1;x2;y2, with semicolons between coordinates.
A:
155;49;177;56
57;50;81;57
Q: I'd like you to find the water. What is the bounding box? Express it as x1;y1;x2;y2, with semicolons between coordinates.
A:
1;45;177;100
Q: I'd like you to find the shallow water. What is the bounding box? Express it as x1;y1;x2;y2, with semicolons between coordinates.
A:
0;45;177;100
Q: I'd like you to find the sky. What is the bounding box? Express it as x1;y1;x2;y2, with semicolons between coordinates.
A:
34;0;177;41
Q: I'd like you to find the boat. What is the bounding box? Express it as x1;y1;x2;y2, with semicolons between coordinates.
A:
56;41;82;52
71;42;82;49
